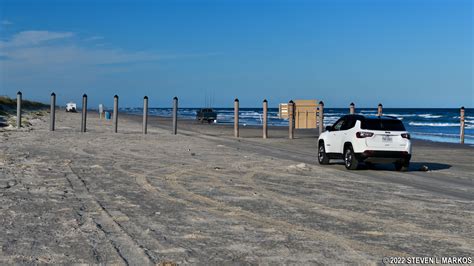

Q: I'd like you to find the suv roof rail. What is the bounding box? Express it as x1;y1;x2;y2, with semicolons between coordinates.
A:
363;115;399;120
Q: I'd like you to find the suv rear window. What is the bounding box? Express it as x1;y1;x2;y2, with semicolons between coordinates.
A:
361;119;406;131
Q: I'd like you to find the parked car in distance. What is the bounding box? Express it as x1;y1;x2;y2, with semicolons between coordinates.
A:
196;108;217;123
317;115;412;171
66;102;77;112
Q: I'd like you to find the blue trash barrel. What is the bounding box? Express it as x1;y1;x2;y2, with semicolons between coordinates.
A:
105;111;111;120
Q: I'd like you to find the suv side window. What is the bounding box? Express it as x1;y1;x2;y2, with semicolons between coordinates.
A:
332;117;346;131
341;117;356;130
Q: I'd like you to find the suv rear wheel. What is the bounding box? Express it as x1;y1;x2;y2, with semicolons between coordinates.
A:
344;145;359;170
394;160;409;171
318;142;329;165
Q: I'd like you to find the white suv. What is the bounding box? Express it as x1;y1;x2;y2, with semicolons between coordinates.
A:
318;115;412;170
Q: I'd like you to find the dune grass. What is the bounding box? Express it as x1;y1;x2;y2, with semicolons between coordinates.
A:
0;96;49;127
0;96;49;110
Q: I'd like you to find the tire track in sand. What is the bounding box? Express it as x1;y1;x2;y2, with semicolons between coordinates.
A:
233;159;473;237
65;161;154;265
123;165;407;262
168;168;417;259
223;167;474;252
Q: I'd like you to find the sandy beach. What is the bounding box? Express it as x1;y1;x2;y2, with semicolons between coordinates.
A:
0;110;473;264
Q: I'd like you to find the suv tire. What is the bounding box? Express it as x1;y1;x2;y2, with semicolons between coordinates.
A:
318;142;330;165
394;160;409;171
344;145;359;170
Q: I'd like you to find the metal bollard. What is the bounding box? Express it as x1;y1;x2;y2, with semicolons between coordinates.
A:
263;99;268;139
350;102;355;114
234;98;239;138
50;92;56;131
16;91;22;129
143;96;148;134
81;94;87;132
288;100;294;139
113;95;119;133
377;103;383;116
318;101;324;135
460;106;465;144
172;97;178;135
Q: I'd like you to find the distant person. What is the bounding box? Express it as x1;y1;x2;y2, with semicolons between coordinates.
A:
99;104;104;119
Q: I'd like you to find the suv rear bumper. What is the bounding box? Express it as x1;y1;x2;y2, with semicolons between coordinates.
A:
355;150;411;162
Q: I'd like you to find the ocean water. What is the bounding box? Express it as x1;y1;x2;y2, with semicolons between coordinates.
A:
120;107;474;145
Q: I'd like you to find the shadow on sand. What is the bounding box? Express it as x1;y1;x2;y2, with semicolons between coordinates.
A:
329;160;452;172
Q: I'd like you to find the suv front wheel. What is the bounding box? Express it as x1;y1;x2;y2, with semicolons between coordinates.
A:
344;145;359;170
318;142;330;165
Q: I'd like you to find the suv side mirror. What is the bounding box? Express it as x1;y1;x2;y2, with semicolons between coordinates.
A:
325;126;332;131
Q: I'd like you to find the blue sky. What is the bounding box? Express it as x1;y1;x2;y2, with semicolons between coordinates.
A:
0;0;472;108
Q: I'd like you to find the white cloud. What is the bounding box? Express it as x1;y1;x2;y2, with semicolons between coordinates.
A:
1;20;13;25
0;29;217;90
14;45;153;63
0;30;74;48
84;36;104;42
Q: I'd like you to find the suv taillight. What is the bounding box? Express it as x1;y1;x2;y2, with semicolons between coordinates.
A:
356;132;374;138
401;133;410;139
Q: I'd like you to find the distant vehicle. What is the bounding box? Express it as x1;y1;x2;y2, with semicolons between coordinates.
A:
196;108;217;123
66;102;77;112
317;115;412;171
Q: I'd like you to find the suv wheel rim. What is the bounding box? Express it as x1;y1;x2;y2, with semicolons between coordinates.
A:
345;150;352;167
318;146;324;162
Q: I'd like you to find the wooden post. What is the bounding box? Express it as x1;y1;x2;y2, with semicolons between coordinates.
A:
350;102;355;114
460;106;465;144
81;94;87;133
172;97;178;135
234;98;239;138
143;96;148;134
377;103;383;116
50;92;56;131
113;95;119;133
263;99;268;139
318;101;324;135
16;91;22;129
288;100;294;139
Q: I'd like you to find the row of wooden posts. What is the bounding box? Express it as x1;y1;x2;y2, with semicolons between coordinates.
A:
14;91;467;144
